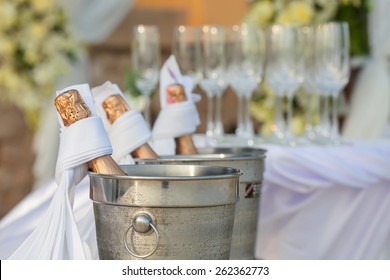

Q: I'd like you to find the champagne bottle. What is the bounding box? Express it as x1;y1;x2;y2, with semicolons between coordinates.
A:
102;94;159;159
54;89;127;175
166;83;198;155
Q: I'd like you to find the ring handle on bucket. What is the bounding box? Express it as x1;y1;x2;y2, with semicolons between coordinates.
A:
123;213;159;259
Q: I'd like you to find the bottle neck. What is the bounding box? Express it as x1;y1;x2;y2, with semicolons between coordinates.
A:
88;155;127;175
175;134;198;155
131;143;159;159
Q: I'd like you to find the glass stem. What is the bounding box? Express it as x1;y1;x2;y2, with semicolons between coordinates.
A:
331;93;339;139
305;93;313;133
319;94;330;137
243;93;254;138
143;94;151;127
214;92;224;137
206;93;214;137
286;95;294;139
274;95;285;138
236;94;244;136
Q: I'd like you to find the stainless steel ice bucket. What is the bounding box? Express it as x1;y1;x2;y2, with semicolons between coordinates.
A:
136;147;266;259
90;164;241;260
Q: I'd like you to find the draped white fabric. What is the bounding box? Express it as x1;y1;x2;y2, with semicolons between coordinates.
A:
193;135;390;260
255;141;390;260
0;178;93;259
58;0;133;44
343;0;390;138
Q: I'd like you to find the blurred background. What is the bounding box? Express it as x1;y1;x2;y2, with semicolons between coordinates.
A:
0;0;377;218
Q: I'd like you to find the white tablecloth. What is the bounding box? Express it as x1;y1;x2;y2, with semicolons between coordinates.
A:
1;136;390;259
195;136;390;260
257;142;390;259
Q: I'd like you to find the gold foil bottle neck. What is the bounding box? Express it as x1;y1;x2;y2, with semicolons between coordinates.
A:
131;144;159;159
166;83;188;104
54;89;92;127
102;94;130;124
175;134;198;155
87;156;126;175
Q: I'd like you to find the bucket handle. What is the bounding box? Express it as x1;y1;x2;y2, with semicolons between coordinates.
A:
123;212;160;259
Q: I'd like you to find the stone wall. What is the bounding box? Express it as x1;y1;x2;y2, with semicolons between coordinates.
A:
0;105;35;218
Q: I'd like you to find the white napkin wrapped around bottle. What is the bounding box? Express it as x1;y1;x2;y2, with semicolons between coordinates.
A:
92;81;153;163
151;55;200;155
9;84;112;259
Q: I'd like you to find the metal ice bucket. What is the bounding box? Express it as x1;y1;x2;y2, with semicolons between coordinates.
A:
136;147;266;259
90;164;241;260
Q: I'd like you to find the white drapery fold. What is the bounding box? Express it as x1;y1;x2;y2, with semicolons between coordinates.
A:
343;0;390;138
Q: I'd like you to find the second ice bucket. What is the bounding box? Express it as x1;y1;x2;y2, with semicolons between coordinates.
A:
90;164;241;260
136;147;266;259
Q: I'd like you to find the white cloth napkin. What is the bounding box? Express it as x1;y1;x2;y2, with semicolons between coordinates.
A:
92;81;152;163
8;84;112;259
151;55;200;155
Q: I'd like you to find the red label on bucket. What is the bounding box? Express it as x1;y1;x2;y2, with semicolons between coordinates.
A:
244;183;261;198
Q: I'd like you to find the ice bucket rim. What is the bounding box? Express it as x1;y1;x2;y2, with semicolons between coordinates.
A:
89;164;243;181
134;152;265;164
89;164;241;207
197;147;267;158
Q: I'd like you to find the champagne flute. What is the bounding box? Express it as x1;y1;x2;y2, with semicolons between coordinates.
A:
265;24;304;145
131;25;160;126
172;25;202;88
199;25;227;139
226;24;265;143
314;22;350;144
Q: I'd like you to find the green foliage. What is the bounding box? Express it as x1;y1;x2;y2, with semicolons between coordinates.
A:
124;67;142;97
334;2;370;56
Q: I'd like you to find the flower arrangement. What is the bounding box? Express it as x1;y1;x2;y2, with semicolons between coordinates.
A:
245;0;371;136
0;0;80;129
244;0;338;26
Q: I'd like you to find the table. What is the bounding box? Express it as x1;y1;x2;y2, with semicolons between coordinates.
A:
195;135;390;259
1;136;390;259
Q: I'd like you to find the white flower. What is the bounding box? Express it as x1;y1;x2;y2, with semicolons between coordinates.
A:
244;0;275;26
0;1;16;31
31;0;53;13
0;38;15;56
0;0;81;121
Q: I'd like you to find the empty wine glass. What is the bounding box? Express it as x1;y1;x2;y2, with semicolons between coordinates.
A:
199;25;227;139
172;25;202;88
314;22;350;144
226;24;265;143
131;25;160;126
265;24;305;145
